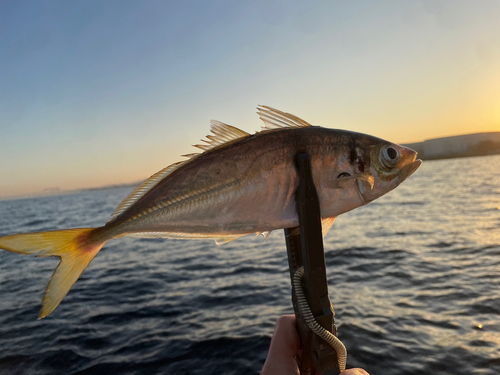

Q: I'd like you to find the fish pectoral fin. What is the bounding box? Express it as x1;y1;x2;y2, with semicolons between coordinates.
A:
321;217;337;237
354;171;375;189
328;172;374;190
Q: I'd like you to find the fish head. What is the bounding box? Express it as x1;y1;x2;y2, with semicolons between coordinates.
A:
356;141;422;204
319;132;421;218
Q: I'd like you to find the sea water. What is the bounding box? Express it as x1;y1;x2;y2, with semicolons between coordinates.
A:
1;155;499;375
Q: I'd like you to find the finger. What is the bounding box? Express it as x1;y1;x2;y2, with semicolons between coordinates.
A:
340;368;370;375
267;315;300;359
261;315;300;375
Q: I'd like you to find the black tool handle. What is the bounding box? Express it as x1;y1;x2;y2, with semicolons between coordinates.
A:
285;152;340;375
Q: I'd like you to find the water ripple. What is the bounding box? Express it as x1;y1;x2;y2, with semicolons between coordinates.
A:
1;157;500;374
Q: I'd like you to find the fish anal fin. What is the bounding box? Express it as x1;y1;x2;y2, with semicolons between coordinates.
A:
214;234;246;245
255;231;272;240
125;231;247;245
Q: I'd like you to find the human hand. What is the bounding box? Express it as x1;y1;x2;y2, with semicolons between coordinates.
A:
260;315;369;375
340;369;370;375
260;315;301;375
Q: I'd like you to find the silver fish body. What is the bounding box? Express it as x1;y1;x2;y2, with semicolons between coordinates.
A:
107;128;359;237
0;106;422;318
105;129;419;241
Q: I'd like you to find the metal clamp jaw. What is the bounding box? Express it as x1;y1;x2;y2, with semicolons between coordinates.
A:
284;152;341;375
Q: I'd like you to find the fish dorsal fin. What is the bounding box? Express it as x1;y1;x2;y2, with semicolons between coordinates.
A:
194;120;250;151
108;121;250;222
109;107;306;222
257;105;312;130
109;162;186;221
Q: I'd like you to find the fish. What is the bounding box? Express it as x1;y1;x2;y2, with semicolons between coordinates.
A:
0;106;422;318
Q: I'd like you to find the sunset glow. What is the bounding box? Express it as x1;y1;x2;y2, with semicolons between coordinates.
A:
1;1;499;198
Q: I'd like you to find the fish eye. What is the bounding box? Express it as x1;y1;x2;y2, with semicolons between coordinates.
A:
380;145;400;169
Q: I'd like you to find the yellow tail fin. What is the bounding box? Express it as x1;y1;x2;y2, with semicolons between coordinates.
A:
0;228;106;319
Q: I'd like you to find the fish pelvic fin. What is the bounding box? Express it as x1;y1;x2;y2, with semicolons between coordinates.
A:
321;217;337;237
0;228;107;319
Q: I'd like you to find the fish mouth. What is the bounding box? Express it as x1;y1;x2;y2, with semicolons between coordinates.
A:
400;146;422;180
406;159;422;178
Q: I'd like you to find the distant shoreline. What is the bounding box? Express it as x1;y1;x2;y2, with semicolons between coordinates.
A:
403;132;500;161
418;147;500;161
0;182;140;202
3;137;500;201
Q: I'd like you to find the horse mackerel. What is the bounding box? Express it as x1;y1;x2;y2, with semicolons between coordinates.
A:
0;106;422;318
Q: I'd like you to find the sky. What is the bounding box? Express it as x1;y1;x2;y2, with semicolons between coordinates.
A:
1;0;499;198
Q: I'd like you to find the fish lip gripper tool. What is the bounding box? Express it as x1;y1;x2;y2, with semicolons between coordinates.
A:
284;151;341;375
